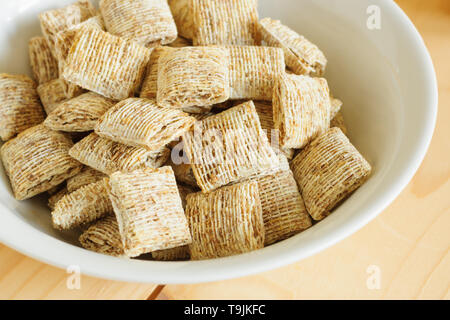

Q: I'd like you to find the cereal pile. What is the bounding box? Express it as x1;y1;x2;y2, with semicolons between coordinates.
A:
0;0;371;260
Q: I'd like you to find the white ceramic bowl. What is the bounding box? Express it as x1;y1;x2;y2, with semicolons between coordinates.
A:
0;0;437;284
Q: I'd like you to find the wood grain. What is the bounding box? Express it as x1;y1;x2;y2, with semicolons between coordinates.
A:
161;0;450;300
0;244;158;300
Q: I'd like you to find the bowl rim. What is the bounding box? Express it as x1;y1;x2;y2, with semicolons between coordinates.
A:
0;0;438;284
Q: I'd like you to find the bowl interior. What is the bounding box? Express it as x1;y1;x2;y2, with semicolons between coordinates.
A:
0;0;436;283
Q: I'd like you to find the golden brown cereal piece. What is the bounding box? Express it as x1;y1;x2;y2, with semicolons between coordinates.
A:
253;101;294;159
168;36;192;47
69;133;169;175
152;245;190;261
273;74;331;149
256;170;312;245
330;111;348;135
48;187;69;210
191;0;259;46
79;215;124;257
1;125;82;200
291;128;372;220
39;0;96;56
44;92;115;132
100;0;177;47
28;37;59;84
54;15;105;75
108;167;192;257
66;166;106;192
62;27;152;100
95;98;195;151
37;78;84;114
183;101;279;192
0;74;45;141
228;46;285;101
186;181;264;260
52;178;113;230
330;97;343;119
157;47;230;109
140;47;172;100
168;0;194;40
259;18;327;76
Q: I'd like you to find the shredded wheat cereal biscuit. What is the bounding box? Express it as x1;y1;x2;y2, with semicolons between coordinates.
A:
100;0;177;47
67;166;106;192
95;98;196;151
108;167;192;257
330;111;348;135
79;215;124;256
28;37;59;84
62;27;152;100
228;46;285;101
1;125;82;200
39;0;96;56
191;0;259;46
253;100;294;159
157;47;230;109
183;101;280;193
0;74;45;141
45;92;115;132
186;181;264;260
140;46;173;100
255;170;312;245
273;74;331;149
54;15;105;75
69;133;170;175
168;0;194;40
52;178;113;230
37;78;84;114
291;128;371;220
48;187;69;210
259;17;327;76
152;245;190;261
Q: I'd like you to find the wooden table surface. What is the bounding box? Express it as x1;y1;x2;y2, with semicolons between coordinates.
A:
0;0;448;300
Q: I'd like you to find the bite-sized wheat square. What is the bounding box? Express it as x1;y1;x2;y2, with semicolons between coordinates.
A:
39;0;97;56
100;0;177;47
52;178;113;230
108;167;192;257
259;18;327;76
45;92;115;132
273;74;331;149
291;128;371;220
192;0;259;46
168;0;194;40
140;47;173;100
253;101;294;159
54;15;105;75
0;74;45;141
228;46;285;101
157;47;230;109
95;98;195;151
152;245;190;261
183;101;279;193
62;27;152;100
1;125;82;200
186;181;264;260
67;166;106;192
28;37;59;84
330;111;348;135
48;187;69;210
330;96;343;119
256;170;312;245
69;133;170;175
79;215;124;257
37;78;84;114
